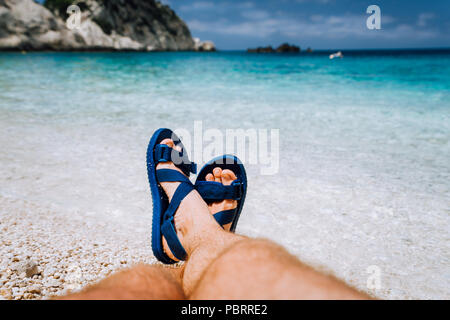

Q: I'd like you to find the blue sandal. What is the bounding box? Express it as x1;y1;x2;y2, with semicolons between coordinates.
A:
146;128;197;264
195;155;247;232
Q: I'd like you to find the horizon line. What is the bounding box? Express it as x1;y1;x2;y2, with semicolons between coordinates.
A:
216;46;450;51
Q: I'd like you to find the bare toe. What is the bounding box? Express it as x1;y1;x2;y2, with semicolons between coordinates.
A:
213;167;222;182
221;169;237;186
205;167;238;232
159;138;175;149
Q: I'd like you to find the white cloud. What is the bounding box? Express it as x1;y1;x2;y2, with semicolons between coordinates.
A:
241;9;270;20
179;1;214;12
295;0;334;3
179;1;256;13
180;1;440;43
386;24;437;40
237;2;256;9
188;13;438;40
417;13;435;27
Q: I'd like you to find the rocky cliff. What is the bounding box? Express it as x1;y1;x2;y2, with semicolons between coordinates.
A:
0;0;196;51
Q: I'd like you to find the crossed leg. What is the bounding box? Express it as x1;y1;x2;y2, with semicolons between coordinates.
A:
60;264;185;300
60;139;370;300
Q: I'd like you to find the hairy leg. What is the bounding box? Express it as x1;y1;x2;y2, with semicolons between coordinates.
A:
58;264;185;300
182;167;369;299
189;237;371;299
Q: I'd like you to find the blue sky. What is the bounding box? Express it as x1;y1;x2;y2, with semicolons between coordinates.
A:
161;0;450;50
36;0;450;50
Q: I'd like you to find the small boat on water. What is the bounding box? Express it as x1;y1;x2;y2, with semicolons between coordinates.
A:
329;51;343;59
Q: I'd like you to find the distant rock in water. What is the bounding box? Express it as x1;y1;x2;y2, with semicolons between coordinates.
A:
0;0;195;51
247;43;301;53
193;38;216;52
247;46;275;53
275;43;300;53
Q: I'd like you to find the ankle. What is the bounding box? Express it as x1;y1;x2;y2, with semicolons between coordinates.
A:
182;218;222;256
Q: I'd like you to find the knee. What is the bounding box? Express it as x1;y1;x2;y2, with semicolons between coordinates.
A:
199;238;298;282
218;238;295;264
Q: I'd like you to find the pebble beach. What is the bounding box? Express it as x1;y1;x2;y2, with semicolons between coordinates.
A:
0;195;156;300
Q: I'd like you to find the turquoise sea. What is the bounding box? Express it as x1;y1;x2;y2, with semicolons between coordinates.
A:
0;50;449;299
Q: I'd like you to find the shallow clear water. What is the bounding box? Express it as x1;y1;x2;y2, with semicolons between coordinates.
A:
0;51;449;299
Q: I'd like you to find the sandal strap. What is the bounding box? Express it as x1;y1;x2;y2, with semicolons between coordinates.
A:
155;144;197;175
158;173;194;261
195;180;242;203
156;169;191;184
213;209;236;227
